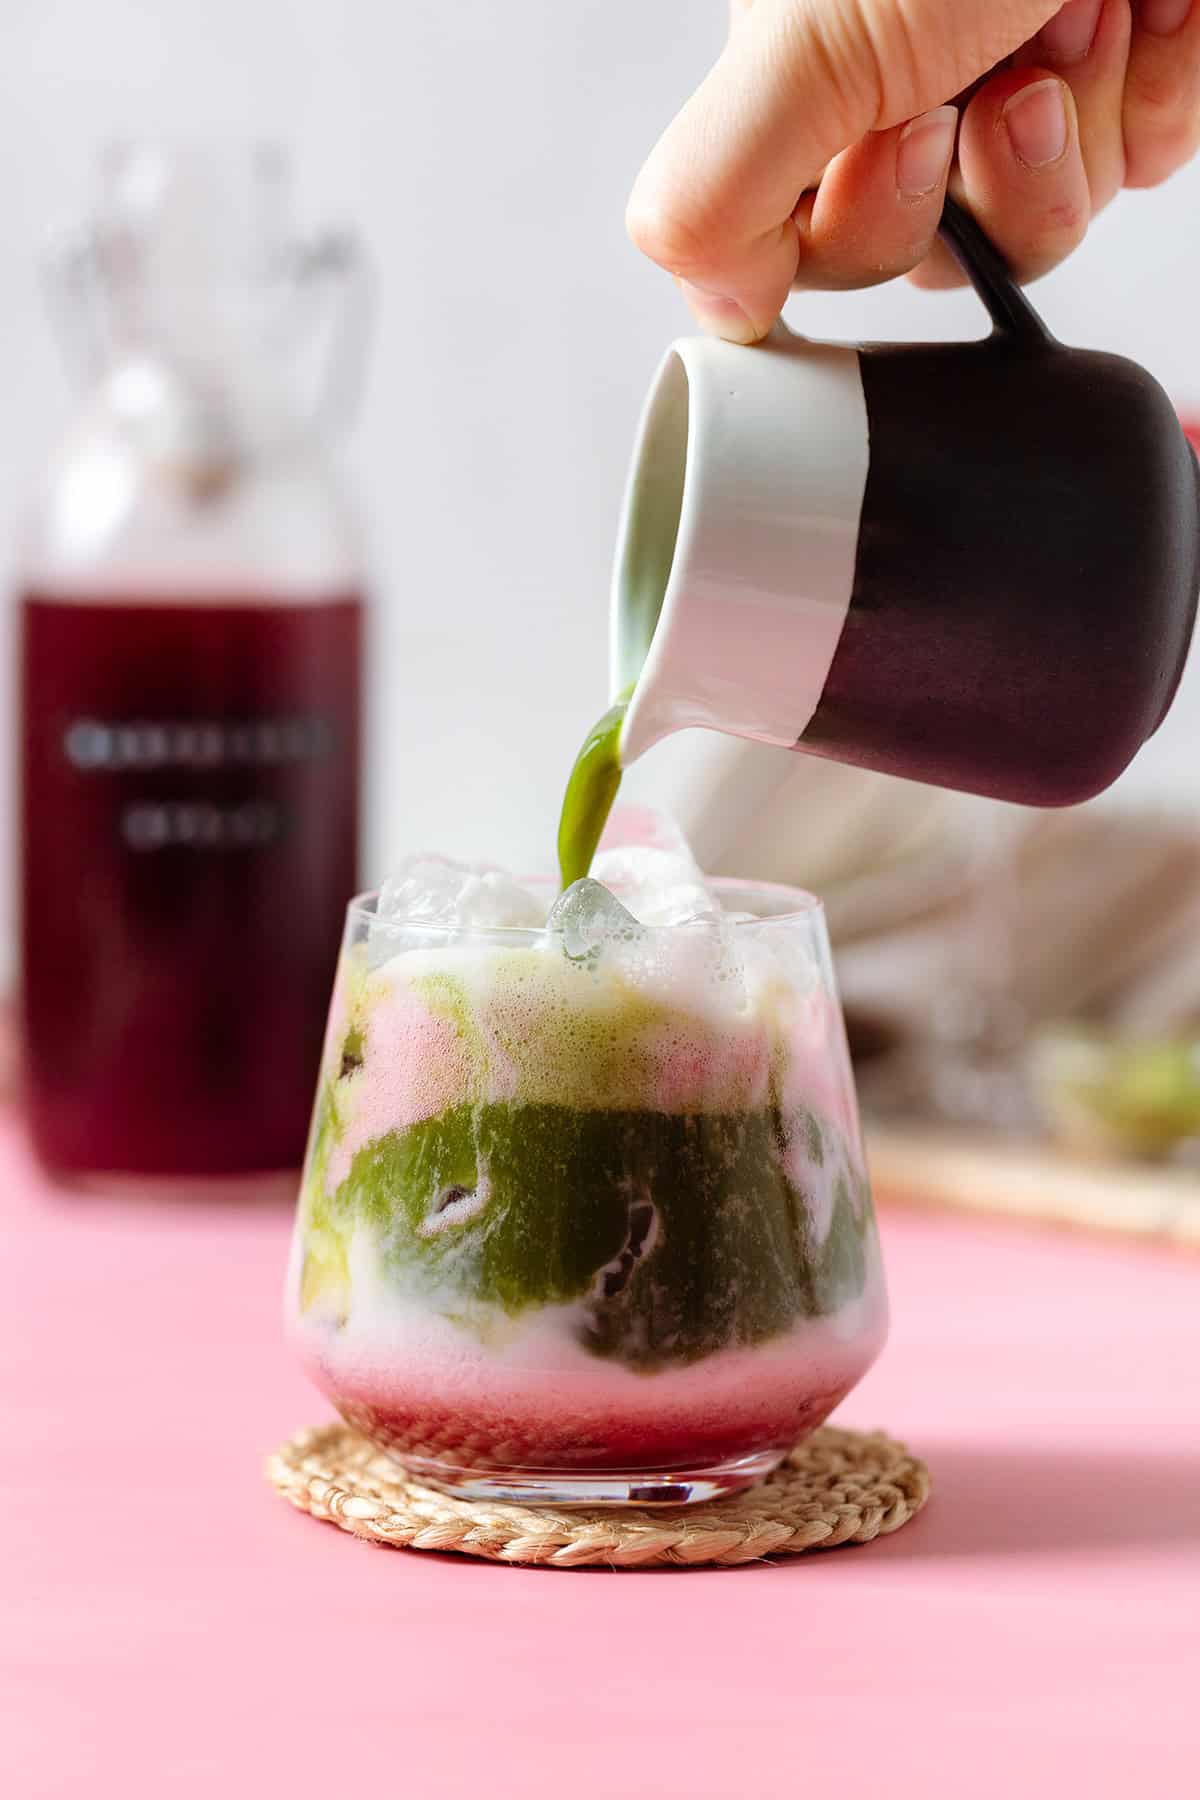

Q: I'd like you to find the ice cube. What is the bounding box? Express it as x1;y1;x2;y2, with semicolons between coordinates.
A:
547;877;644;963
377;856;468;922
377;855;544;930
590;845;719;927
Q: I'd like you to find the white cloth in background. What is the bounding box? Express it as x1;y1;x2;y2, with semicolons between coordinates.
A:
628;731;1200;1044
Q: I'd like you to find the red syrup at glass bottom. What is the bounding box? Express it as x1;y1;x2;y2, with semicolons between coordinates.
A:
19;592;362;1180
333;1381;856;1475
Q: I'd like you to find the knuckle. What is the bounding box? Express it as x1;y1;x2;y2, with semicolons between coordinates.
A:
798;2;889;123
625;190;712;277
794;0;937;135
801;1;1011;134
1044;198;1088;243
1007;203;1088;283
1124;64;1184;121
1031;199;1089;258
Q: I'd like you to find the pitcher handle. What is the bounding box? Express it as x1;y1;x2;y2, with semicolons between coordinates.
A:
937;197;1054;346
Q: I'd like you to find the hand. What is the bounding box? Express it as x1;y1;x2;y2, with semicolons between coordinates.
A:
627;0;1200;340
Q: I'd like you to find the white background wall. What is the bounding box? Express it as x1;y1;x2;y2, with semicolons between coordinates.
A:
2;0;1200;965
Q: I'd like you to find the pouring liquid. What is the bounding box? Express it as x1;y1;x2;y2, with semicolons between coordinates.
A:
556;687;631;889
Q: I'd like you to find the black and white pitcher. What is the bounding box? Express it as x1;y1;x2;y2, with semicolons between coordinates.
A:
612;201;1200;811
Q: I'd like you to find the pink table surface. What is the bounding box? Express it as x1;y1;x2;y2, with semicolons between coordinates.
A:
3;1108;1198;1800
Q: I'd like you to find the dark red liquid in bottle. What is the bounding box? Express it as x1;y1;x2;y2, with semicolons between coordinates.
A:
19;593;362;1180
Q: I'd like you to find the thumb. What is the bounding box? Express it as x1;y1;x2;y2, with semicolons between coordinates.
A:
627;0;1062;340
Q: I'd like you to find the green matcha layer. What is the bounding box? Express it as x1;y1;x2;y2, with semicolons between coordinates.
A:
299;1087;875;1373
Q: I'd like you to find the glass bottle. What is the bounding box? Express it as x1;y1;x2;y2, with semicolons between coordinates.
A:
17;143;368;1187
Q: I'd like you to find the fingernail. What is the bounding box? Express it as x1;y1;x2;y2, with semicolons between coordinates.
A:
1139;0;1192;35
677;280;759;343
1037;0;1104;63
896;106;959;197
1004;78;1069;169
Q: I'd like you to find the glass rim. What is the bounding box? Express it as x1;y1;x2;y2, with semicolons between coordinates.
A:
347;876;825;940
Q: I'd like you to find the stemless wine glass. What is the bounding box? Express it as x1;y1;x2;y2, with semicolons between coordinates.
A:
285;879;888;1506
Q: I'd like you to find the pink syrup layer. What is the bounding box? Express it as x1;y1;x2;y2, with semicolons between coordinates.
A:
325;981;476;1191
290;1294;887;1474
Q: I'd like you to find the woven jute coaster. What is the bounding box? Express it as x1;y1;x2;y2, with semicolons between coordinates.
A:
266;1423;931;1569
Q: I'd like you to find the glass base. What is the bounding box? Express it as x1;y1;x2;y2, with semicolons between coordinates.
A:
390;1447;788;1508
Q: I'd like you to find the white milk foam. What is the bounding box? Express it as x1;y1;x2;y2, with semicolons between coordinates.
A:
287;1216;888;1421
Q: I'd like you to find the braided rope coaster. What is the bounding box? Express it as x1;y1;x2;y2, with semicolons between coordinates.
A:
266;1423;930;1568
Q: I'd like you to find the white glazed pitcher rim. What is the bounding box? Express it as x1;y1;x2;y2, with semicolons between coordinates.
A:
609;325;871;769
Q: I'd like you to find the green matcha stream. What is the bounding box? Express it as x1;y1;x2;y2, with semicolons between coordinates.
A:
556;686;633;890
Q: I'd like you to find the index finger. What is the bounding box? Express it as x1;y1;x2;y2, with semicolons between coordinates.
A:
627;0;1064;338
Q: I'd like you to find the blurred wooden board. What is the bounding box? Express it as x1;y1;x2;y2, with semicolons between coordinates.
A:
867;1124;1200;1249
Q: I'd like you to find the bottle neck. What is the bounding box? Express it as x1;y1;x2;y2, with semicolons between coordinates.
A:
62;231;311;465
97;317;309;478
